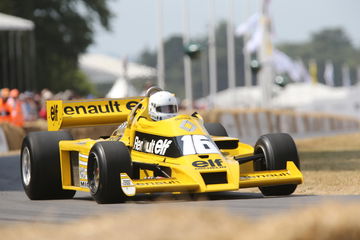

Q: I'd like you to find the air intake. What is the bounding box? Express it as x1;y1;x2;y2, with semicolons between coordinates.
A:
201;172;227;185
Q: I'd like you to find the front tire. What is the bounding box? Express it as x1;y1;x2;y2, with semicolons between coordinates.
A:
254;133;300;196
20;131;76;200
87;141;132;204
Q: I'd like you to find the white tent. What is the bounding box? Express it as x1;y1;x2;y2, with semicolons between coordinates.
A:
79;54;156;84
106;76;138;98
0;12;34;31
197;82;360;119
271;83;347;109
79;54;156;97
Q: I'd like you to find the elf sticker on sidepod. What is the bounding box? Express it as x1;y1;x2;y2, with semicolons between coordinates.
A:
133;132;221;158
133;132;177;157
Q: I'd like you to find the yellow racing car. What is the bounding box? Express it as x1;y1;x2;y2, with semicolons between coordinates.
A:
20;87;303;204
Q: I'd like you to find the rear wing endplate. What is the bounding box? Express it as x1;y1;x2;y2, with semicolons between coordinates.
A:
47;97;144;131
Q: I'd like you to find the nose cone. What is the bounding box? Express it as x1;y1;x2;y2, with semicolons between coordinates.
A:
188;154;239;192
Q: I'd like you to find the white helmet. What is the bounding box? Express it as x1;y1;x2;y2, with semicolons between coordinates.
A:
149;91;178;121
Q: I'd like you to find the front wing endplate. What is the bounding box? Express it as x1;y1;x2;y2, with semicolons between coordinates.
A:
239;161;303;188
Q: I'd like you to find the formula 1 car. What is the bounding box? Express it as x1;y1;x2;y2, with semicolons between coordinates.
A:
20;87;303;204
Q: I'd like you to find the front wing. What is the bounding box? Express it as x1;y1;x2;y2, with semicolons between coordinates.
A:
118;161;303;196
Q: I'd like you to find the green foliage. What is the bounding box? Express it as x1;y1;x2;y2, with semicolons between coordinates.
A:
49;63;96;96
278;28;360;86
0;0;112;95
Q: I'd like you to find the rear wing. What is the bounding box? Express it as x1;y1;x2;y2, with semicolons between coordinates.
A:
47;97;144;131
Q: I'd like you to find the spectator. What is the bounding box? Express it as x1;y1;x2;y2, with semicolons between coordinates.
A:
21;92;38;121
0;88;11;123
7;89;24;127
38;89;53;119
0;87;96;125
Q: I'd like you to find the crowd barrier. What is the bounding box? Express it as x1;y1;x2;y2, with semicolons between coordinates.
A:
0;122;26;152
0;120;118;153
199;109;360;139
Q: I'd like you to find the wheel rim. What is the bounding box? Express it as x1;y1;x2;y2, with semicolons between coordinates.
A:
254;145;267;170
22;147;31;186
89;153;100;193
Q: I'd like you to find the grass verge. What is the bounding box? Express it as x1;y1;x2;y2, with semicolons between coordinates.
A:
294;132;360;194
1;203;360;240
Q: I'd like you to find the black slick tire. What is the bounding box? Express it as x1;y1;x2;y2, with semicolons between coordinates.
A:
254;133;300;196
20;131;76;200
87;141;132;204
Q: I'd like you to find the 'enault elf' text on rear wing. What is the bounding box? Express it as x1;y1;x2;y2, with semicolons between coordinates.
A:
47;97;144;131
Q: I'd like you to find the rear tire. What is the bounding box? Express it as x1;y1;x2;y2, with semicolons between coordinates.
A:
20;131;76;200
204;122;228;137
254;133;300;196
87;141;132;204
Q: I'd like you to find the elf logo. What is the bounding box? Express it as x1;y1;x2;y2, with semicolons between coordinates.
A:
192;159;224;169
50;105;58;121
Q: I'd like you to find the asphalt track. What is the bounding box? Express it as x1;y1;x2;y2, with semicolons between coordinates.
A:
1;154;360;225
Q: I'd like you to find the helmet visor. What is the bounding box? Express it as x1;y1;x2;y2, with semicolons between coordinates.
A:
156;105;178;113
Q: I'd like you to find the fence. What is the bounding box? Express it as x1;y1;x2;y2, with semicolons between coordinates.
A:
199;109;360;140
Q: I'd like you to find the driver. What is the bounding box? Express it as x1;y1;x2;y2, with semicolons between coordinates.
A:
111;90;178;139
149;91;178;121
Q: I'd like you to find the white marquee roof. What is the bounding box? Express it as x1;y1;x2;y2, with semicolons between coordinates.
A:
0;13;34;31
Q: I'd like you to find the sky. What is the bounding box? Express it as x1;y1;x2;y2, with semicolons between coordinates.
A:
88;0;360;60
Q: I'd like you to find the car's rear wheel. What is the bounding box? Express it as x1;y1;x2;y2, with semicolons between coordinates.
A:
20;131;76;200
254;133;300;196
204;122;228;137
87;141;132;204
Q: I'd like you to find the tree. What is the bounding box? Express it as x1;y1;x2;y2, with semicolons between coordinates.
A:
0;0;112;94
278;28;360;86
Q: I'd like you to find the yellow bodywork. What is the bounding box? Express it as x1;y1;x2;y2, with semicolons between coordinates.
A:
47;96;303;195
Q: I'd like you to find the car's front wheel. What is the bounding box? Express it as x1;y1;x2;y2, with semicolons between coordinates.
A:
254;133;300;196
87;141;133;204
